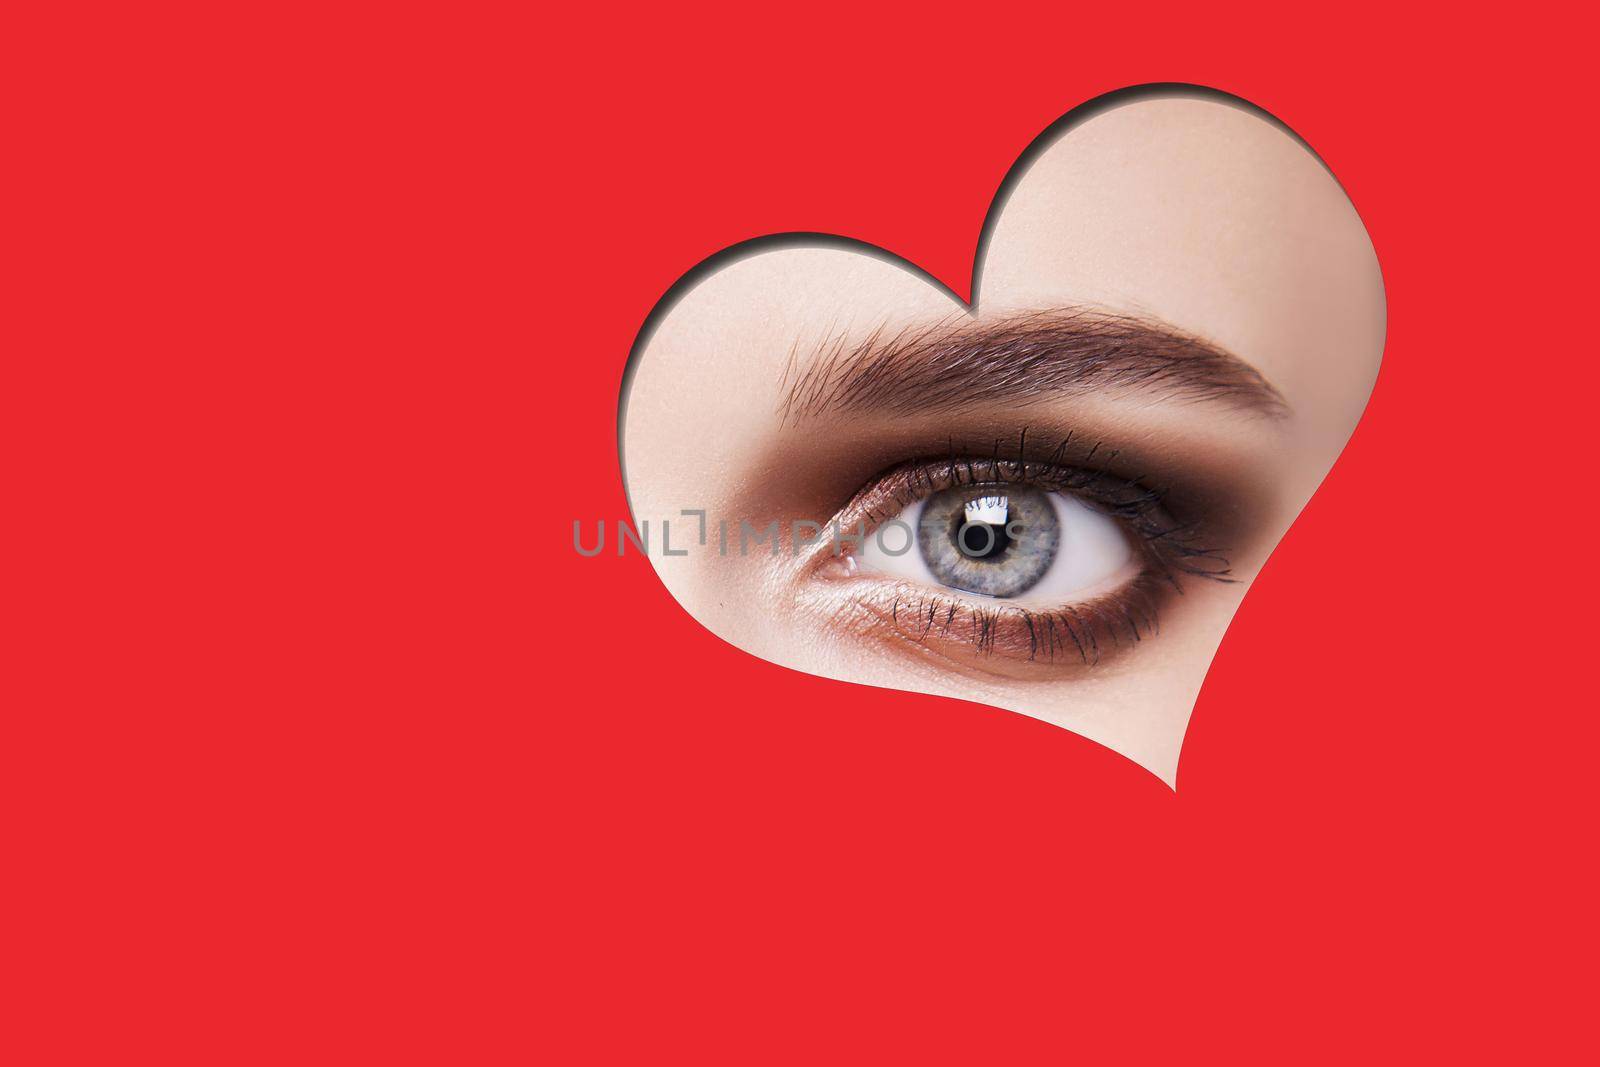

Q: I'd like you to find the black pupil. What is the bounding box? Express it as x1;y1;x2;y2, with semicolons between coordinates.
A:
954;503;1014;562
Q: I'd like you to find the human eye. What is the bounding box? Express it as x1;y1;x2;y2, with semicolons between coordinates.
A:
811;437;1235;671
857;485;1132;602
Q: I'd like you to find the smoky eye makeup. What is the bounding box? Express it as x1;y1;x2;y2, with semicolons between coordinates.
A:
692;307;1289;676
774;426;1271;674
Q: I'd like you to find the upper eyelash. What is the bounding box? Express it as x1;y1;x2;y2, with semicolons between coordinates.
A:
841;429;1236;586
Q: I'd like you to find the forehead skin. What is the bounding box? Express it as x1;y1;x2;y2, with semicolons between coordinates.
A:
980;97;1384;460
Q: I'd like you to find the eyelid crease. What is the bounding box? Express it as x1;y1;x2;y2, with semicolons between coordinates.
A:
778;306;1288;426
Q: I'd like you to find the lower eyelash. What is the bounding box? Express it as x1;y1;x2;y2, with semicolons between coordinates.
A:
854;571;1169;665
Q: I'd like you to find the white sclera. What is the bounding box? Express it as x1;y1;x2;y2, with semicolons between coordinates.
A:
855;492;1133;602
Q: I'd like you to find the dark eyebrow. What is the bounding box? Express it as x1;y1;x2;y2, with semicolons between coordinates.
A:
777;307;1287;424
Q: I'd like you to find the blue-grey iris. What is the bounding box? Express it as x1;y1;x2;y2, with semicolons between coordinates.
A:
916;485;1060;597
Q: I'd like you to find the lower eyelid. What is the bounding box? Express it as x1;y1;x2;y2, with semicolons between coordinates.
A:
826;543;1144;610
825;571;1170;672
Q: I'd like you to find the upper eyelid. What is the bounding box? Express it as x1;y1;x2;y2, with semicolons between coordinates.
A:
838;436;1152;530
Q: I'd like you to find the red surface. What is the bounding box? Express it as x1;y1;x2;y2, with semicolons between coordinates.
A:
6;4;1594;1063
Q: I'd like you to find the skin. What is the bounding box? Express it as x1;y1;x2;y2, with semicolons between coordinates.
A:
620;95;1385;785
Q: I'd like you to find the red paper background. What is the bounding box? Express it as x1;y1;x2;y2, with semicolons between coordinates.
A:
7;4;1595;1063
